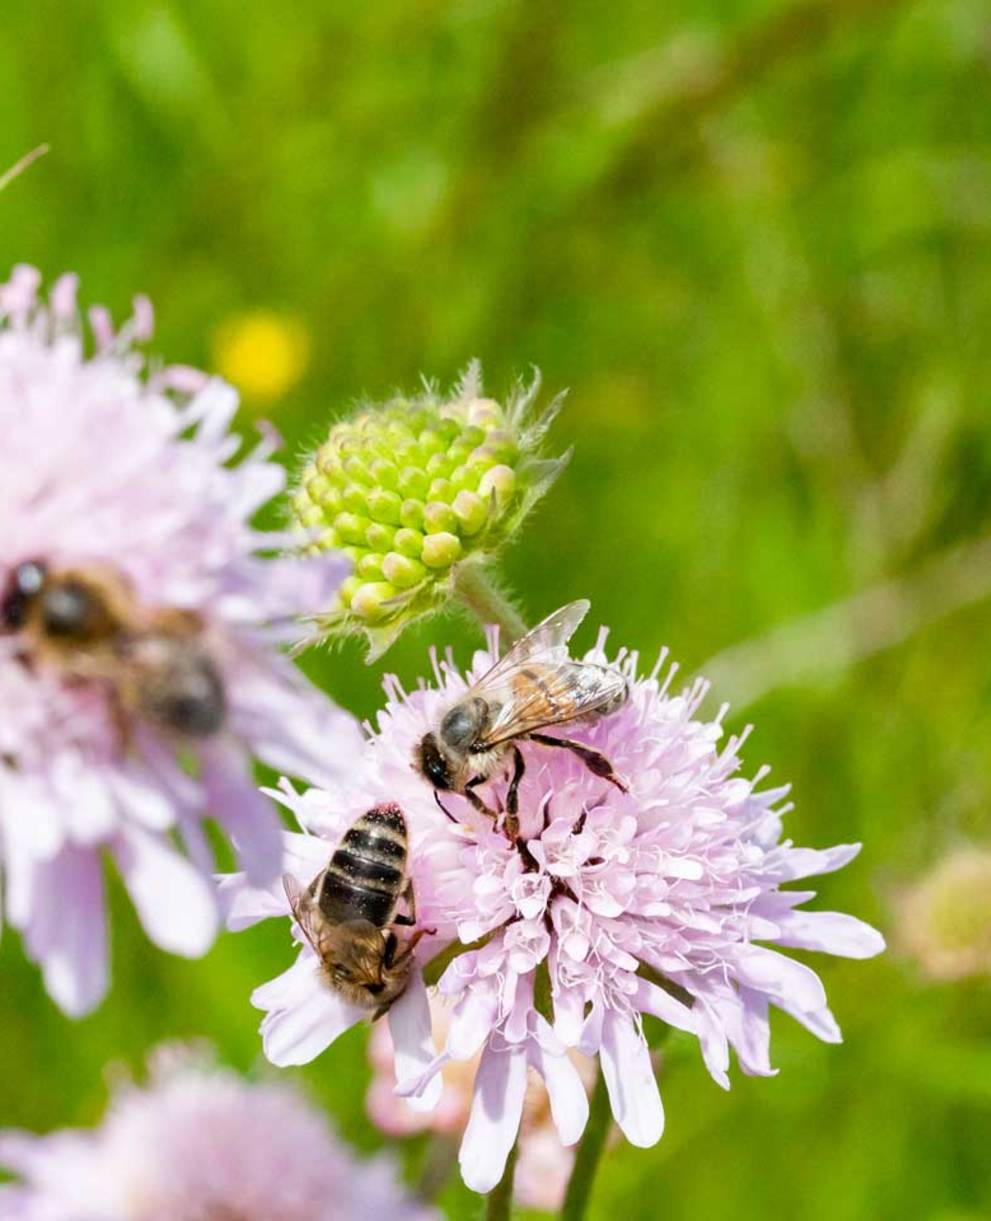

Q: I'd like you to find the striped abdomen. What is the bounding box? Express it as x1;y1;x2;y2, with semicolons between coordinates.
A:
317;803;408;928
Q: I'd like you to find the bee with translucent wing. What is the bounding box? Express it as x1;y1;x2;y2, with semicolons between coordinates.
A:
283;803;432;1021
415;599;629;836
0;559;225;740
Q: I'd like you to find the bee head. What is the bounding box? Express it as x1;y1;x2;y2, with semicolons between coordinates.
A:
416;732;453;791
40;578;100;639
1;560;47;631
158;653;226;738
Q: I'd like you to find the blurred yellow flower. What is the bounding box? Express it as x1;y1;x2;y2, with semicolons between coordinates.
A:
211;311;311;403
897;847;991;982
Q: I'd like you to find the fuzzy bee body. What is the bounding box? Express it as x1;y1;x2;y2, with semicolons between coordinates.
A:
317;803;409;927
0;559;225;740
415;600;629;834
284;804;430;1020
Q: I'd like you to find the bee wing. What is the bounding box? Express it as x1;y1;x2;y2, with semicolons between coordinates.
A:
283;872;329;958
468;599;590;692
477;657;628;748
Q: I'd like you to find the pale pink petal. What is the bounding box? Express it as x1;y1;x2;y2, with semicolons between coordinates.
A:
105;766;175;831
387;972;442;1113
113;826;218;957
706;985;776;1078
730;944;828;1013
459;1043;529;1193
200;742;283;886
774;997;843;1044
633;977;697;1035
691;994;731;1090
444;984;500;1061
527;1031;589;1146
255;955;364;1067
217;872;288;931
767;843;862;882
23;847;107;1017
771;909;886;959
599;1012;664;1147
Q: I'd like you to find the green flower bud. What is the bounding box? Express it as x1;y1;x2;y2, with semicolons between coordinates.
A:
382;552;427;589
292;361;569;659
357;552;385;580
367;488;403;525
453;490;488;536
422;532;462;568
424;501;458;535
365;522;395;553
350;581;400;623
399;499;426;531
393;527;425;558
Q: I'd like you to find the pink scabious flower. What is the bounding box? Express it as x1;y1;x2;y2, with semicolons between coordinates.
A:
225;623;885;1194
0;1045;436;1221
0;265;361;1016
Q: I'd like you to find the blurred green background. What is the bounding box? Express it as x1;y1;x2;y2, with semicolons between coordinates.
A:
3;0;991;1217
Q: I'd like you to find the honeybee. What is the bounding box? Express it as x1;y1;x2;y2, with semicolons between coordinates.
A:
283;803;430;1021
415;600;628;836
0;559;226;739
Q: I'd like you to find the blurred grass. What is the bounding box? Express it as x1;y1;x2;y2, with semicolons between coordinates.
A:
2;0;991;1216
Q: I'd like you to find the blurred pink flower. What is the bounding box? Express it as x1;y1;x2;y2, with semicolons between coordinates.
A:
0;265;361;1016
367;998;595;1212
0;1045;436;1221
225;624;884;1194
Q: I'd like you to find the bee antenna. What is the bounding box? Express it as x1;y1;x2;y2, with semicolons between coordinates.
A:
433;790;459;825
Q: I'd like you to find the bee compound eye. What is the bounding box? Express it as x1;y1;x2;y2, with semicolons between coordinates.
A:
2;561;47;630
14;561;46;597
418;734;452;790
41;582;94;637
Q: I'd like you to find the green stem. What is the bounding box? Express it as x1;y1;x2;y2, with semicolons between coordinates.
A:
415;1133;459;1203
453;563;527;647
560;1069;611;1221
485;1137;519;1221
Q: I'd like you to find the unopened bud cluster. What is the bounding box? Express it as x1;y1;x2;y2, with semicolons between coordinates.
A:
292;363;567;658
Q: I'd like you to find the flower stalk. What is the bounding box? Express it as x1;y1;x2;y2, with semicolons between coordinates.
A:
560;1069;611;1221
454;563;526;647
485;1137;519;1221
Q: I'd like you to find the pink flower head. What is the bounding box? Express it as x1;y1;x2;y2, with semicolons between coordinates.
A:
0;266;362;1015
0;1045;436;1220
225;616;884;1194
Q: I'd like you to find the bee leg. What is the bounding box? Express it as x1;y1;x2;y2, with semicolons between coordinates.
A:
393;880;417;927
382;930;399;969
503;745;526;842
464;777;499;821
527;732;628;793
392;925;434;965
106;686;133;756
433;790;461;825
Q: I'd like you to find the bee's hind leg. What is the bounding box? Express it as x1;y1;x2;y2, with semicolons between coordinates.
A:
502;745;525;842
527;732;628;793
